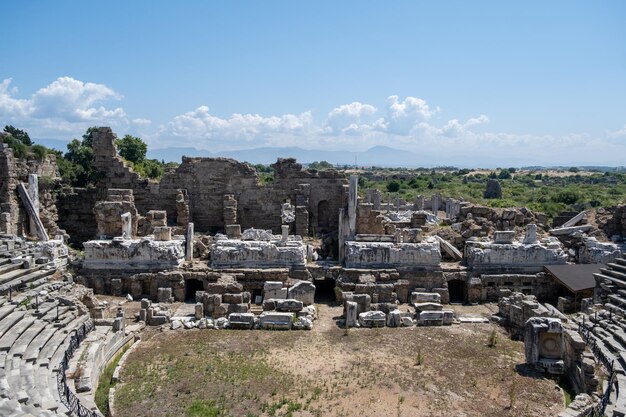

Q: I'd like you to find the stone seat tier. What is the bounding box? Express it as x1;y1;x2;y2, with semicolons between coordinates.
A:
0;311;26;340
36;314;84;368
605;303;626;317
607;263;626;275
22;326;57;364
0;267;41;286
0;304;16;322
0;316;36;352
608;295;626;309
602;267;626;281
596;273;626;289
0;263;22;276
616;257;626;267
0;269;56;294
9;321;46;359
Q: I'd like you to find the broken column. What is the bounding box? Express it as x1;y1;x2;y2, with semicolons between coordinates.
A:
348;175;358;237
523;224;537;244
431;193;440;214
27;174;39;236
223;194;237;226
415;195;424;211
175;189;190;226
186;222;194;261
281;224;289;241
121;212;132;239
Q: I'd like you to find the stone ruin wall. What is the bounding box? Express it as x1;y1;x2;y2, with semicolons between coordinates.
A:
0;143;64;237
70;127;347;238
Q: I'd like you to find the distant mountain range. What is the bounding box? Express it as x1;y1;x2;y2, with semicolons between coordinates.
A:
146;145;430;167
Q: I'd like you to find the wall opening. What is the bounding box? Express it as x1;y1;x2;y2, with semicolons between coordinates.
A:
448;279;466;304
185;279;204;302
317;200;332;234
314;278;336;304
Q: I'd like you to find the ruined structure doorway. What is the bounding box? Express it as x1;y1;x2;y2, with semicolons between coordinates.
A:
317;200;332;234
314;278;336;304
185;279;204;302
448;279;466;304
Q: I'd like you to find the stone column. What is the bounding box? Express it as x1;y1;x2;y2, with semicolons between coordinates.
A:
432;194;440;215
348;176;358;237
281;224;289;241
223;194;237;226
396;193;400;212
371;190;381;210
338;208;350;263
121;212;132;238
27;174;39;236
186;222;194;261
415;195;424;211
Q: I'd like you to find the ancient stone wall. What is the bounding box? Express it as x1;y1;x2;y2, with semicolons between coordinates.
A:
0;143;63;237
56;188;98;245
85;128;347;237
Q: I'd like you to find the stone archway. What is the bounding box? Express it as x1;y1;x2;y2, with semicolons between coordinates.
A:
448;279;466;304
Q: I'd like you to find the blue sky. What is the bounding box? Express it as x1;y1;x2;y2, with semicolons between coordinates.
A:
1;1;625;166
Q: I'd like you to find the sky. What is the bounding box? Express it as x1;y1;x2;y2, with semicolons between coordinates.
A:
1;1;625;167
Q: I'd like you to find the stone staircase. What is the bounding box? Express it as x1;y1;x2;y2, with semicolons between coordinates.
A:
0;279;103;417
595;253;626;316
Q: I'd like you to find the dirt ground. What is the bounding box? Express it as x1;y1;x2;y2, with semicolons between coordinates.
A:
113;304;564;417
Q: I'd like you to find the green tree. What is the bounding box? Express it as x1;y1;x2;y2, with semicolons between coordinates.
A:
387;180;400;192
3;125;32;145
115;134;147;164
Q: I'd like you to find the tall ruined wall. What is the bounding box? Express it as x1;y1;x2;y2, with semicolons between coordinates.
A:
85;127;347;236
0;143;62;236
56;188;99;245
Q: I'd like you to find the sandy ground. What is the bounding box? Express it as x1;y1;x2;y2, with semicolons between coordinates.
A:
113;303;564;417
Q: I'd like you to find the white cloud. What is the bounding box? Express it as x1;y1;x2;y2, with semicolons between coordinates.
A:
379;95;439;135
607;125;626;138
440;114;489;137
0;77;127;136
324;102;377;134
132;118;152;126
155;105;314;148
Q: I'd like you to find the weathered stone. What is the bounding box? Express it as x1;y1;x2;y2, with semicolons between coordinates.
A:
344;238;441;269
157;287;172;303
387;309;402;327
418;311;444;326
345;301;358;328
358;311;386;328
287;281;316;306
211;239;306;268
410;292;441;304
275;299;303;312
259;312;294;330
222;293;244;304
227;303;249;315
228;312;256;329
195;303;203;320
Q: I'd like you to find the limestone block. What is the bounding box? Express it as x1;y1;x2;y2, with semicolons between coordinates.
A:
222;293;244;304
343;293;371;314
113;316;125;332
344;238;441;269
264;281;288;300
345;301;358;328
259;312;294;330
154;226;172;241
213;304;228;318
195;303;204;320
387;310;402;327
275;299;303;312
293;316;312;330
523;224;537;244
494;231;515;244
140;298;151;310
157;287;172;303
139;309;147;322
225;224;242;239
358;311;386;328
287;281;316;306
418;311;444;326
579;237;621;264
83;238;185;270
211;239;306;268
263;299;276;311
227;303;249;315
401;316;414;327
228;313;256;329
413;302;443;312
442;310;454;325
410;292;441;304
242;228;275;241
464;240;567;272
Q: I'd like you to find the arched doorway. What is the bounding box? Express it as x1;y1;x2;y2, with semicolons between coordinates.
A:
314;278;336;304
185;279;204;302
317;200;332;234
448;279;466;304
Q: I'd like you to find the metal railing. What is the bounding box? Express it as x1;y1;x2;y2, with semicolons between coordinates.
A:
579;321;618;417
55;318;101;417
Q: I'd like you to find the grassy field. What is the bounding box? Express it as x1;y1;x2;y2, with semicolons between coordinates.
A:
114;306;563;417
